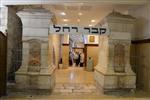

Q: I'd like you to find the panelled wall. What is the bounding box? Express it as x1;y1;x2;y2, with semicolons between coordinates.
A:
0;31;7;96
129;3;150;92
131;42;150;92
85;44;99;67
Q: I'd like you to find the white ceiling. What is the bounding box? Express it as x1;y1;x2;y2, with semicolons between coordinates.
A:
7;0;147;27
2;0;149;6
42;4;142;26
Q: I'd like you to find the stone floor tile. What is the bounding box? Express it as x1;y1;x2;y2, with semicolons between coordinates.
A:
88;85;97;89
60;89;72;93
73;89;92;93
55;84;64;89
53;89;61;93
65;86;75;89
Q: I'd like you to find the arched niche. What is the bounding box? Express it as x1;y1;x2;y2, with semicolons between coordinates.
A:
28;39;41;72
114;44;125;73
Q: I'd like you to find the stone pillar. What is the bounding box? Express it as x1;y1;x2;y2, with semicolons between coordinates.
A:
62;44;69;68
15;9;55;91
94;11;136;93
62;34;69;68
48;34;61;68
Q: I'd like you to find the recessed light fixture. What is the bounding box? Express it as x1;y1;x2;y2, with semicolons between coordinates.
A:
91;20;96;23
89;24;93;27
63;19;68;22
77;19;80;22
78;12;83;16
60;12;66;16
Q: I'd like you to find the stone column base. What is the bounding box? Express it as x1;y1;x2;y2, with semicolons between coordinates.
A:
15;67;56;93
94;68;136;93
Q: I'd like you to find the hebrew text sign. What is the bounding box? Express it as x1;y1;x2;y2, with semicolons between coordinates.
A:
49;25;109;35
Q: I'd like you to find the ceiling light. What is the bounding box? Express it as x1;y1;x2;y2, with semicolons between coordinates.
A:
77;19;80;22
89;24;93;27
91;20;96;23
78;12;83;16
60;12;66;16
63;19;68;22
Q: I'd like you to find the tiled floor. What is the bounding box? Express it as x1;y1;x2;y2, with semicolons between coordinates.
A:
1;67;150;100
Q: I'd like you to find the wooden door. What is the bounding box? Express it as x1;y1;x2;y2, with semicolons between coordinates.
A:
0;31;7;96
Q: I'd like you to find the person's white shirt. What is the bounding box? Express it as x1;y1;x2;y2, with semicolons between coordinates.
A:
80;53;84;63
73;52;79;60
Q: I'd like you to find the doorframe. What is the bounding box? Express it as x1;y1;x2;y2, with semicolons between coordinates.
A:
0;31;7;96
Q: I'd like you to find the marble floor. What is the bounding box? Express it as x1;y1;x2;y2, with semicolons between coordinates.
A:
55;67;95;84
1;67;150;100
53;67;98;95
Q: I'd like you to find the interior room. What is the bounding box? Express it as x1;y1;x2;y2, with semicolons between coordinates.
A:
0;0;150;99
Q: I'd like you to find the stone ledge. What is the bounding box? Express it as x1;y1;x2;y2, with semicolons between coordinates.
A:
94;69;136;93
95;67;135;76
7;88;52;95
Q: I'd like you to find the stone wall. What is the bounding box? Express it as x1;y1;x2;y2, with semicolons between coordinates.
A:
7;7;22;81
129;4;150;40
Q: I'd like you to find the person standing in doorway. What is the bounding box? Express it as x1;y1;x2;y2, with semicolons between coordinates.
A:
86;57;93;71
77;52;80;66
73;51;79;66
69;51;73;66
80;52;84;67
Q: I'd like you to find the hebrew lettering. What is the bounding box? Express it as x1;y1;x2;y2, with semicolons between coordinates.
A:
91;28;98;34
72;27;78;32
63;27;70;32
53;25;61;32
84;27;90;33
100;28;106;34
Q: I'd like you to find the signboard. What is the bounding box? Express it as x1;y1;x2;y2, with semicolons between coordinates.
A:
49;25;109;35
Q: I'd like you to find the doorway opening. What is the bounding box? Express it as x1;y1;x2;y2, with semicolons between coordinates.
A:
51;34;99;95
